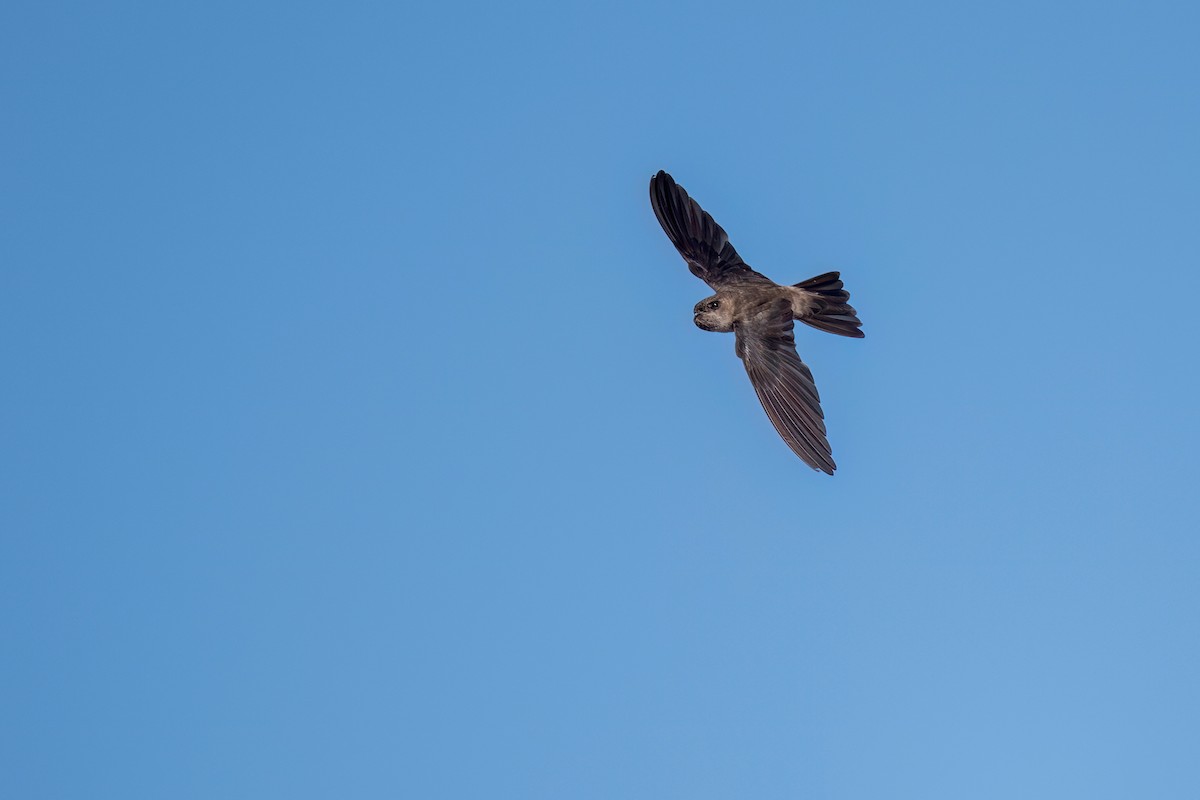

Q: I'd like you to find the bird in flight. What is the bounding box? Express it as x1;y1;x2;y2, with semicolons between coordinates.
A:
649;170;863;474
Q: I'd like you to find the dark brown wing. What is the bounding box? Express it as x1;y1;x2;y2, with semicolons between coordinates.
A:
649;170;773;290
735;297;836;474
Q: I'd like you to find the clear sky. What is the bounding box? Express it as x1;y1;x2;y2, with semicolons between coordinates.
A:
4;1;1199;798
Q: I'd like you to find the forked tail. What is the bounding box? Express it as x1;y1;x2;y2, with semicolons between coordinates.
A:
794;271;864;338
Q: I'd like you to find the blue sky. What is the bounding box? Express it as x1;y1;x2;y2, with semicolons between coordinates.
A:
4;1;1200;797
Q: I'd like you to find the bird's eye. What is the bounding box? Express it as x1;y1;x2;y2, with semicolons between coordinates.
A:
707;301;720;310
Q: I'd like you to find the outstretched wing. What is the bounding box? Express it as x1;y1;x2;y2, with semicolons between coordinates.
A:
649;170;772;290
735;297;836;474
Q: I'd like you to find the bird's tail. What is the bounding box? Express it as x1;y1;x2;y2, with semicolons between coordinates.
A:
794;272;865;338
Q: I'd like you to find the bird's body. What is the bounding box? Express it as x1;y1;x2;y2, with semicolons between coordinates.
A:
649;170;864;474
692;284;822;332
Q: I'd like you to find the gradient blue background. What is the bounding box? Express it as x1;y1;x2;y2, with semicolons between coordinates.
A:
4;1;1199;797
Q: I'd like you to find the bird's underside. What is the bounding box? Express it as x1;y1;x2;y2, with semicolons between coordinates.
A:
649;170;864;474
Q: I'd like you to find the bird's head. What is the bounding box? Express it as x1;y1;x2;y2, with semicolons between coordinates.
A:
693;295;735;332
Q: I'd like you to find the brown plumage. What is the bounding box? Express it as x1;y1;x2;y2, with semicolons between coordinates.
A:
649;170;864;474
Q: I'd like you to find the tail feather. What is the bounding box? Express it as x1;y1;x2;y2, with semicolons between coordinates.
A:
794;271;865;338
